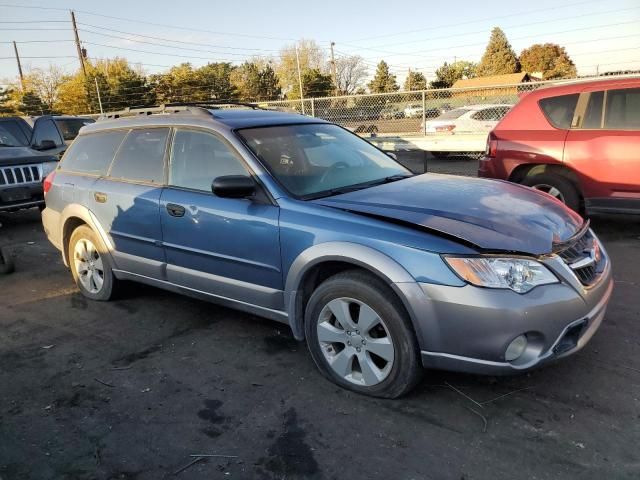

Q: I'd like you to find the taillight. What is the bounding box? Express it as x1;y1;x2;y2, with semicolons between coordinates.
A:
43;171;56;195
486;132;498;158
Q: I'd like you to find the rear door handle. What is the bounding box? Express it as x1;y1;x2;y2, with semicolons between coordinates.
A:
166;203;185;217
94;192;107;203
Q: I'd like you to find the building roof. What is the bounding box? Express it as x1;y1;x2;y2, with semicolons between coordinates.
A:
452;73;531;89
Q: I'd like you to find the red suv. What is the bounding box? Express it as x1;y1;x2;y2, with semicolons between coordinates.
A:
479;77;640;215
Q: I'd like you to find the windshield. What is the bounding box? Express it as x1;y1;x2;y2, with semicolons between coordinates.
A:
438;108;470;120
54;118;95;141
0;121;29;147
238;123;411;198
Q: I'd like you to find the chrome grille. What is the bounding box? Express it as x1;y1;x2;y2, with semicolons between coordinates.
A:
557;229;602;286
0;164;42;186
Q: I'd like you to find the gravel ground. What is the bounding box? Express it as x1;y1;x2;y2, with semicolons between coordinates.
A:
0;190;638;479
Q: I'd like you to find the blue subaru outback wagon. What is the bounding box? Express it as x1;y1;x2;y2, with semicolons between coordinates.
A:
42;104;613;398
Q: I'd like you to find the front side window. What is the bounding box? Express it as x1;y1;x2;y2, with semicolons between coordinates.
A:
582;91;604;129
32;119;63;147
169;129;248;191
238;123;411;198
604;88;640;130
539;93;579;129
109;128;169;184
60;130;127;175
55;118;95;141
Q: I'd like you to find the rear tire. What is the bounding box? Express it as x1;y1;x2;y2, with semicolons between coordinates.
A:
0;247;14;274
305;270;422;398
522;173;581;212
68;225;118;301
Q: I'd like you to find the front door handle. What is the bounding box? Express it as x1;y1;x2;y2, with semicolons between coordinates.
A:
166;203;185;217
94;192;107;203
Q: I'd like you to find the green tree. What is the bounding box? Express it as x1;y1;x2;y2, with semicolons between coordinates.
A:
87;58;155;112
368;61;399;93
19;91;50;115
0;87;17;115
477;27;520;76
519;43;577;79
150;63;198;104
289;68;333;99
430;61;477;88
404;70;427;91
197;62;237;100
231;61;281;101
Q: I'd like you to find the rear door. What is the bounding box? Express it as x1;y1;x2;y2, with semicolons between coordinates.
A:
564;86;640;212
159;128;282;309
90;127;169;278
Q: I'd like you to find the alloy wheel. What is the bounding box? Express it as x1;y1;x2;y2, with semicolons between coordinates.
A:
532;183;565;203
73;238;104;294
317;297;395;386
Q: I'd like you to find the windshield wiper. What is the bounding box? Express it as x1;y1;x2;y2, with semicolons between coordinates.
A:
306;174;414;200
0;144;20;147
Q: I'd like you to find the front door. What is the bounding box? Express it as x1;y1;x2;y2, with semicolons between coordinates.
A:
159;128;282;309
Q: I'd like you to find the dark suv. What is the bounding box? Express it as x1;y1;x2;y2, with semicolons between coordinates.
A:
42;104;612;398
0;117;58;211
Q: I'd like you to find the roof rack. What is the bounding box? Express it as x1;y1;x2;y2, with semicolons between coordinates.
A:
98;101;266;121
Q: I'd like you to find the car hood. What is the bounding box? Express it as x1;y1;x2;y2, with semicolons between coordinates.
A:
0;146;57;167
312;174;584;255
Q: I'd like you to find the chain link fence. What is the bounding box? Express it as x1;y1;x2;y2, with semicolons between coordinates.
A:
258;77;618;153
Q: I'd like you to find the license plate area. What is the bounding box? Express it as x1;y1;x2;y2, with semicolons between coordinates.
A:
0;187;32;203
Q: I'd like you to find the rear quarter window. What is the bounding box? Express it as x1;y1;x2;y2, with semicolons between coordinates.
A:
60;130;127;176
605;88;640;130
539;93;579;129
108;128;169;184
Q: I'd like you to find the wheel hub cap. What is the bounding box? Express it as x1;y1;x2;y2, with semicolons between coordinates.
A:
317;297;395;387
73;238;104;294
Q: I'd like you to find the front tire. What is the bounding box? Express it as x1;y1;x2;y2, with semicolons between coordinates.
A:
522;173;581;212
305;271;422;398
68;225;117;301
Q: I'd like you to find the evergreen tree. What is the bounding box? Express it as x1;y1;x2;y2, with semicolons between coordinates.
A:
257;64;281;100
368;61;399;93
300;69;334;98
0;87;16;115
404;71;427;91
519;43;577;79
477;28;520;76
19;91;50;115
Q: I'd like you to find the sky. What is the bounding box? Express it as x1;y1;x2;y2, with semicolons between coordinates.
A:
1;0;639;87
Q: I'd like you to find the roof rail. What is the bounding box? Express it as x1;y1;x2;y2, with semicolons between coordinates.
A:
164;101;266;110
98;104;212;121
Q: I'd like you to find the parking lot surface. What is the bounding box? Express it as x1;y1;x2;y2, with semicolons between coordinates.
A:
1;167;639;479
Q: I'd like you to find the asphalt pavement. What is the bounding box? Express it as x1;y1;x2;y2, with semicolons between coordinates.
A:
0;181;638;479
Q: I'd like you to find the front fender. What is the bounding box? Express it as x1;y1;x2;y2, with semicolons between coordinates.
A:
284;242;427;341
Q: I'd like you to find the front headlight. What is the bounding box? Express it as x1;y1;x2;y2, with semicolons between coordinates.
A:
445;256;558;293
41;161;57;177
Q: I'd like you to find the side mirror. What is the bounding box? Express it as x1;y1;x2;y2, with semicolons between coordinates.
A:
35;139;57;151
212;175;256;199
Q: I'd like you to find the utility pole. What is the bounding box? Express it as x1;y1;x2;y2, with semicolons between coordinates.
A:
295;45;305;115
94;77;103;114
70;10;86;77
407;67;412;91
330;41;338;96
12;41;24;90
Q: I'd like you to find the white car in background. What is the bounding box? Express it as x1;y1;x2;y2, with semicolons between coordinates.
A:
423;104;513;134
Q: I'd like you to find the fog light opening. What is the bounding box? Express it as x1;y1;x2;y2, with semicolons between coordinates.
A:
505;335;528;362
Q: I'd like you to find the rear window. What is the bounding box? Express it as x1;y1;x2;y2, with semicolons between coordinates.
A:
438;108;470;120
539;93;579;129
108;128;169;184
55;118;95;141
604;88;640;130
0;120;30;147
60;130;126;175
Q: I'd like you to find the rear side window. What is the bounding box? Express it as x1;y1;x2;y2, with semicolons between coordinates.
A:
60;130;126;175
582;91;604;129
32;119;63;147
109;128;169;184
539;94;579;129
439;108;470;120
605;88;640;130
